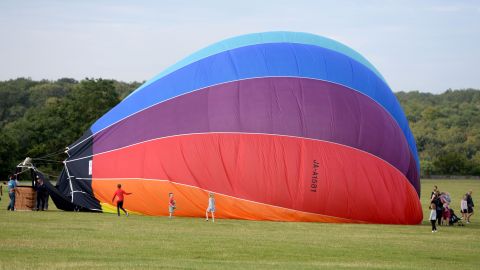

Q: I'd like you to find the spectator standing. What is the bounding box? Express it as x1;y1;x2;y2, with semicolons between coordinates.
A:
35;177;47;211
168;192;176;219
431;191;443;226
0;181;4;202
466;190;474;223
205;193;216;222
460;194;468;222
429;203;438;233
442;203;451;226
7;175;17;211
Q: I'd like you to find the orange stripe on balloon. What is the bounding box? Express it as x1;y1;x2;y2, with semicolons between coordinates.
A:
92;179;361;223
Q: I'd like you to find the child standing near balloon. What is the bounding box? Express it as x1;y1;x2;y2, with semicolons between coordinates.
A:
460;194;468;222
205;193;215;222
429;203;437;233
168;192;176;218
442;203;451;226
111;184;132;217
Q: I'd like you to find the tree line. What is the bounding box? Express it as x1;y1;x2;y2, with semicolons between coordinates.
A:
0;78;140;178
0;78;479;179
397;89;480;176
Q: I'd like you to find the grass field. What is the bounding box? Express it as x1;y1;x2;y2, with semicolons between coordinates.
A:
0;179;479;270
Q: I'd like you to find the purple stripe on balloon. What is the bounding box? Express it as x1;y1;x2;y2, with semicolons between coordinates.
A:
93;77;419;192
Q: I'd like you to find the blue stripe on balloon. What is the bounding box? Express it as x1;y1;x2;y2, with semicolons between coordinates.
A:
91;42;419;170
124;31;387;100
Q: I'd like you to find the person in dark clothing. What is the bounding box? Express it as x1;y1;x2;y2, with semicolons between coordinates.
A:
431;191;443;226
39;176;49;210
466;190;474;223
35;177;47;211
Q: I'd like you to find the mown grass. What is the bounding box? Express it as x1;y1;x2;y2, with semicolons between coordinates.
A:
0;179;479;270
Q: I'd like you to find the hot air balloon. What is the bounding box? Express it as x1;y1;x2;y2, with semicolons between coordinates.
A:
51;31;422;224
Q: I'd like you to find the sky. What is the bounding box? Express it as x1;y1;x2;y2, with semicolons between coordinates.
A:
0;0;479;93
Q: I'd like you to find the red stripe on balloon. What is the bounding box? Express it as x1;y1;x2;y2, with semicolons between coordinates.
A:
92;133;422;224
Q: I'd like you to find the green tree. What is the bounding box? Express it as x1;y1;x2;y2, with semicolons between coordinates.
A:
0;78;125;176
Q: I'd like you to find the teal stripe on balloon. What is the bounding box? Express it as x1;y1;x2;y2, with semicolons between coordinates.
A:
125;31;387;100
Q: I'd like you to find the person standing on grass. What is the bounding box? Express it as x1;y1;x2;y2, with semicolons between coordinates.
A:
7;175;17;211
111;184;132;217
168;192;176;218
442;203;451;226
431;191;443;226
0;181;4;202
205;192;216;222
460;194;468;222
429;203;437;233
466;190;474;223
35;176;47;211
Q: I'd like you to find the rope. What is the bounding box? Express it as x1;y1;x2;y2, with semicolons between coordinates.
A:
34;167;60;180
33;148;66;159
32;158;64;163
40;172;60;180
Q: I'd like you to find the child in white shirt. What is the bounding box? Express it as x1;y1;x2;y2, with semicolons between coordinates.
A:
460;194;468;222
429;203;437;232
206;193;216;222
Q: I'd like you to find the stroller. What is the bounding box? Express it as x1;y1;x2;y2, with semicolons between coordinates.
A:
449;209;464;226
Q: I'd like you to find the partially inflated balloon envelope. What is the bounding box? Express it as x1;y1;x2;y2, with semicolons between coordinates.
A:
54;32;422;224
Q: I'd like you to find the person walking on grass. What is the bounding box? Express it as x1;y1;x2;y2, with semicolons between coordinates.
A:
205;192;216;222
168;192;176;219
429;203;437;233
112;184;132;217
7;175;17;211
